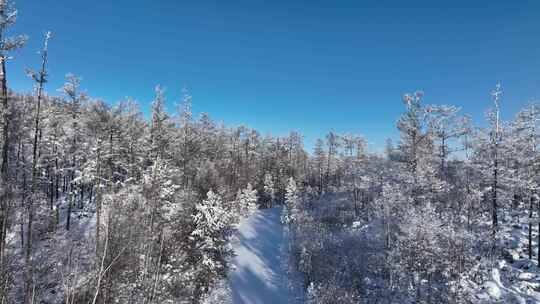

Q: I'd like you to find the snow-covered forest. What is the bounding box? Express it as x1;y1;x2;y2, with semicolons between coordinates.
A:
1;1;540;303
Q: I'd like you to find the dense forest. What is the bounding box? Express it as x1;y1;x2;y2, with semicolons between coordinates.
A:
1;1;539;303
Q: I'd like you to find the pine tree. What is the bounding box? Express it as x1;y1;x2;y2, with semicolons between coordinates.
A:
23;31;51;304
176;86;199;188
426;105;470;179
191;190;233;301
313;139;326;194
325;131;340;191
149;86;174;162
282;177;299;226
60;74;86;232
511;103;540;260
489;84;503;237
263;172;275;208
236;183;258;218
397;91;435;203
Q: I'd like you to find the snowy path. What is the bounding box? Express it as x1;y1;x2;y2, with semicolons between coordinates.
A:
228;207;289;304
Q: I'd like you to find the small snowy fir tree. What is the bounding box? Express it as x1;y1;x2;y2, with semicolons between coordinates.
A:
141;158;181;224
236;183;258;218
282;177;299;225
306;282;318;304
191;190;233;284
263;172;275;208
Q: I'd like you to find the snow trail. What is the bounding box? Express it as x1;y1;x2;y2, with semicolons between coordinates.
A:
228;207;289;304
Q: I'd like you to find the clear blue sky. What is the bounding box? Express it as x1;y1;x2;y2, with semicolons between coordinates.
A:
7;0;540;152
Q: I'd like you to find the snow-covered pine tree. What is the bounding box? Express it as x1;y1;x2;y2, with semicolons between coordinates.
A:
137;157;182;303
510;102;540;260
397;91;438;204
236;183;258;218
148;86;174;162
23;31;51;304
175;86;200;189
191;190;233;301
426;104;472;218
325;131;340;191
313;139;326;195
375;182;411;265
341;133;366;216
489;84;503;237
426;105;470;179
60;74;87;232
282;177;299;226
263;172;275;208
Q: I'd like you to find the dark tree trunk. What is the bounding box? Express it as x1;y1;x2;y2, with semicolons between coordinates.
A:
529;196;533;260
492;140;499;238
25;35;50;303
0;52;9;294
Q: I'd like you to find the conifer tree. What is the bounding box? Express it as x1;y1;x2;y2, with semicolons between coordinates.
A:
191;190;232;301
23;31;51;304
0;2;25;299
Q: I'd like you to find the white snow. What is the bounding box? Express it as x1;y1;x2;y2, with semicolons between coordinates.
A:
228;207;289;304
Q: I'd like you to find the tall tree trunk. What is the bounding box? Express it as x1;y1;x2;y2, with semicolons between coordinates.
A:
0;51;9;299
95;140;102;255
537;195;540;265
491;84;502;241
492;141;498;238
66;181;73;231
529;196;533;259
25;33;50;303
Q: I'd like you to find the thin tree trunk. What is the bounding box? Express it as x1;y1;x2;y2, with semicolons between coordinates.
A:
0;48;9;301
95;140;102;255
66;187;73;231
538;195;540;265
529;196;533;259
147;231;165;304
24;33;50;304
492;139;499;238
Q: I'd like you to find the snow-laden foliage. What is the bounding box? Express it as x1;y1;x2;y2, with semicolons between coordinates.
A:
235;183;258;218
263;172;276;208
192;190;232;271
190;190;233;299
282;177;299;225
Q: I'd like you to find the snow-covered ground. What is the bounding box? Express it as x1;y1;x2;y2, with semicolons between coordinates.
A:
228;207;289;304
472;212;540;303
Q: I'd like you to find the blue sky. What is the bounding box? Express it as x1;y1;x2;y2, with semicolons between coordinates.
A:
8;0;540;152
